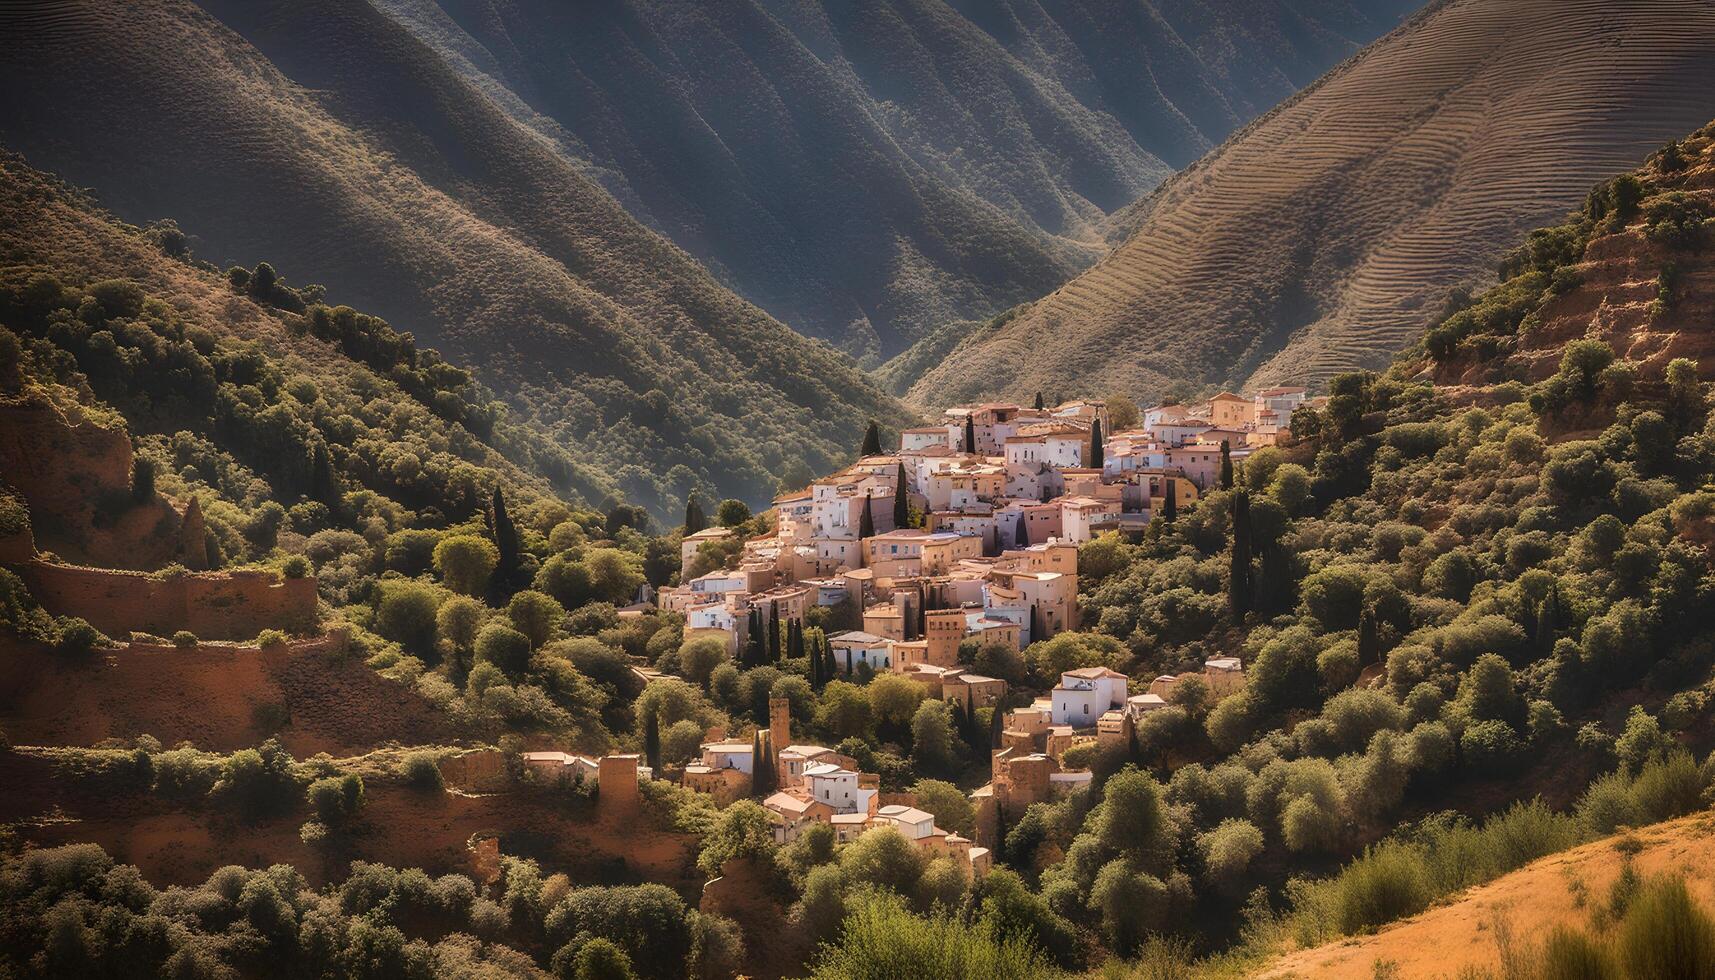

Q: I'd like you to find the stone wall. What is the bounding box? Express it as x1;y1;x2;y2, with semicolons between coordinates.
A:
0;396;132;511
15;559;318;639
439;750;508;794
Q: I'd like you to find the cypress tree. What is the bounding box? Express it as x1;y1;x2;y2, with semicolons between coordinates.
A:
823;634;839;682
988;700;1004;749
746;607;765;668
1358;606;1380;667
684;495;706;534
768;605;782;663
1016;511;1029;548
1229;488;1252;620
893;462;910;529
808;627;823;689
1028;604;1042;644
859;495;875;539
750;729;768;797
1089;418;1104;470
861;420;882;456
1033;392;1045;410
308;440;338;504
963;415;976;454
490;487;520;589
1535;584;1563;658
1163;478;1178;522
643;707;661;773
1220;440;1234;490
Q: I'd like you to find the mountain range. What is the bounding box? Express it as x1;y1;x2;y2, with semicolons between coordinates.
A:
901;0;1715;408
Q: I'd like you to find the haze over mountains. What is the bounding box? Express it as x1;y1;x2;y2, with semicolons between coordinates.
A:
374;0;1416;358
0;0;912;516
904;0;1715;409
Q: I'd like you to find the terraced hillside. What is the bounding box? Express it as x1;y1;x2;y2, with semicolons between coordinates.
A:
905;0;1715;408
0;0;911;515
370;0;1415;357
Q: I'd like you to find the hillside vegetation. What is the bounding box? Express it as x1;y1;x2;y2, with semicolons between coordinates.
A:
905;0;1715;408
0;0;911;516
372;0;1413;358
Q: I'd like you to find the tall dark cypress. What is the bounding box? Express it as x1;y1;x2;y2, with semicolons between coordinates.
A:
1220;440;1234;490
1016;512;1029;548
1358;606;1380;667
1028;604;1042;644
964;415;976;454
1033;392;1045;410
768;604;782;662
822;634;839;682
1535;584;1563;658
893;462;910;529
1229;488;1252;620
988;700;1004;750
750;729;769;797
1163;478;1178;522
859;495;875;539
746;607;765;668
643;708;661;773
808;627;823;689
490;487;520;588
861;420;882;456
684;495;706;534
1089;417;1104;470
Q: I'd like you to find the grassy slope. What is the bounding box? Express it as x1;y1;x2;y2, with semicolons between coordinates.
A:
0;0;912;516
907;0;1715;410
1256;813;1715;978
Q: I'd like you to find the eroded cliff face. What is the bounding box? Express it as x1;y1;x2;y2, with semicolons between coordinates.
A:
0;389;190;569
1509;144;1715;385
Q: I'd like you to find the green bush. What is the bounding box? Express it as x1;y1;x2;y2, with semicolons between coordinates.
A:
401;752;445;791
1334;841;1432;934
171;630;198;648
54;617;110;656
1617;876;1715;979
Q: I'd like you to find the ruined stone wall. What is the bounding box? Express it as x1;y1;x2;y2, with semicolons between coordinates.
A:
16;560;318;639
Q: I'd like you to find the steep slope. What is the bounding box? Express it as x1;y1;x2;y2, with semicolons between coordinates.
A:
0;0;911;515
369;0;1415;357
905;0;1715;408
1258;815;1715;979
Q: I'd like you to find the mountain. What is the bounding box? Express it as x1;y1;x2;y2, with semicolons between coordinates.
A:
0;0;914;517
902;0;1715;408
369;0;1416;359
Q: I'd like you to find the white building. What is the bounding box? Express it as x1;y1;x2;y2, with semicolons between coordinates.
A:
1050;667;1129;727
830;631;893;673
872;804;936;840
805;763;876;815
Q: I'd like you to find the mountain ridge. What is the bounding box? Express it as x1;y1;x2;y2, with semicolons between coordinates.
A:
903;0;1715;409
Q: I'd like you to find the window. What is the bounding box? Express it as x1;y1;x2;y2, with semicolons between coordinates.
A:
1083;704;1090;715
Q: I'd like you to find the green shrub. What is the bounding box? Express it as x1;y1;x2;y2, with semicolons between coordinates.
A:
172;630;198;648
1617;876;1715;979
1334;841;1432;934
255;629;288;649
54;617;110;656
401;752;445;791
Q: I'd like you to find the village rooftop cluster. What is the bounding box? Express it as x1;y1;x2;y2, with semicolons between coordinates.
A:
608;390;1310;860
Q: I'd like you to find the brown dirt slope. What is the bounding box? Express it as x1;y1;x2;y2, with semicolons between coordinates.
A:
1256;812;1715;979
0;0;911;514
1506;125;1715;386
0;640;458;756
0;750;698;892
906;0;1715;408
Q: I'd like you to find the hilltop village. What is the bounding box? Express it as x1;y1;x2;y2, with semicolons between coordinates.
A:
634;389;1314;864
